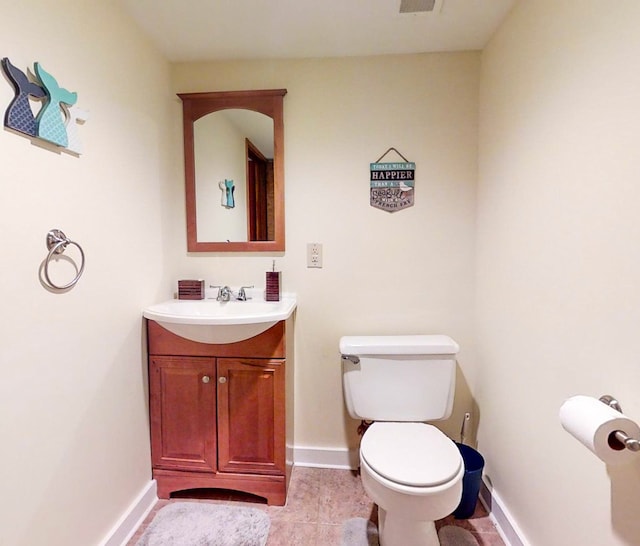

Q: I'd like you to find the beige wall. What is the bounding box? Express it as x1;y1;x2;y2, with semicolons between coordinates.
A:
0;2;178;545
171;53;480;450
477;1;640;544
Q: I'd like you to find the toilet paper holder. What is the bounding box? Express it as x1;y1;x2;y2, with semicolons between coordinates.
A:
599;395;640;452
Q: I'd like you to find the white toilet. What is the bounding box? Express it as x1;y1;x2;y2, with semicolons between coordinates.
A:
340;335;464;546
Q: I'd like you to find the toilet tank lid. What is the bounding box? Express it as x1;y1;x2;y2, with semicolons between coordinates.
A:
340;335;459;356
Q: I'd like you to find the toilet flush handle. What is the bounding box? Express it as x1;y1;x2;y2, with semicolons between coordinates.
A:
341;355;360;365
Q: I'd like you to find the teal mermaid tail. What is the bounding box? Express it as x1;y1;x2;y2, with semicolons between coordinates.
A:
34;63;77;147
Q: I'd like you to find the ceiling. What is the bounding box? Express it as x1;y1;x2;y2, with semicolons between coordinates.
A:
119;0;517;63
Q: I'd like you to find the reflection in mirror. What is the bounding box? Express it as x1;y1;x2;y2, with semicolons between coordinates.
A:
194;110;274;242
179;89;287;252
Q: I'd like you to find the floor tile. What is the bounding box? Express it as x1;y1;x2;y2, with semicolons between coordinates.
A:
471;531;508;546
266;520;318;545
316;523;343;545
127;466;504;546
318;468;375;524
268;467;322;523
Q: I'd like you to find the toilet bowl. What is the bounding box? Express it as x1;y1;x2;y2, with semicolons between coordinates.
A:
359;422;464;546
340;334;462;546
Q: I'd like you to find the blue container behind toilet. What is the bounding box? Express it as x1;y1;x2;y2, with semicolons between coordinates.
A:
453;443;485;518
453;412;485;519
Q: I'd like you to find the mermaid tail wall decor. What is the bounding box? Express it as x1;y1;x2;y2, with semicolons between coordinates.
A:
225;179;235;208
219;180;227;206
1;57;46;136
218;179;235;208
63;105;90;155
1;59;87;153
34;62;77;147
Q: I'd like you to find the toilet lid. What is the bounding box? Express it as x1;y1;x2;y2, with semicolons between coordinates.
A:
361;422;462;487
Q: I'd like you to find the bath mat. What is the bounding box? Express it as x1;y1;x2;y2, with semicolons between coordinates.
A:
341;518;379;546
438;525;480;546
135;502;270;546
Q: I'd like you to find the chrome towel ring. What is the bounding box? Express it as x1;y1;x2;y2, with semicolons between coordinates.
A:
43;229;85;290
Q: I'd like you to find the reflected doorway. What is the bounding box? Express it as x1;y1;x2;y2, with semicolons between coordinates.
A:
246;138;274;241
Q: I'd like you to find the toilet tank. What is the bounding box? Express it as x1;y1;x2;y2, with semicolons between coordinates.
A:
340;335;459;422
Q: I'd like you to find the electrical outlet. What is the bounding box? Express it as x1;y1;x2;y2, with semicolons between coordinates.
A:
307;243;323;268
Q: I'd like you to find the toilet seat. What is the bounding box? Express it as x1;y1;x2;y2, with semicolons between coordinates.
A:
360;422;462;487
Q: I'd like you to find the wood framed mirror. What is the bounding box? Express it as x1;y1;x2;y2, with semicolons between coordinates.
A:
178;89;287;252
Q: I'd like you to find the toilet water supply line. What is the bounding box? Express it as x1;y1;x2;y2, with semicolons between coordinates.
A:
460;412;471;445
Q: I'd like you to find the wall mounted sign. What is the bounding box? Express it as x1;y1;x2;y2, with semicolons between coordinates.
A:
1;57;88;155
370;147;415;212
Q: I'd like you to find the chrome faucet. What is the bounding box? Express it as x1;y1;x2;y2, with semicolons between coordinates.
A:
210;284;253;302
217;285;232;302
237;285;254;301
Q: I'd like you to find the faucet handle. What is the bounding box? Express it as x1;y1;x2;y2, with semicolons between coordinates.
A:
216;285;233;302
238;285;254;301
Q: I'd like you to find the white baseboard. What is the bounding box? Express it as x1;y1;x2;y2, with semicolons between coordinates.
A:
100;480;157;546
479;478;529;546
293;445;358;469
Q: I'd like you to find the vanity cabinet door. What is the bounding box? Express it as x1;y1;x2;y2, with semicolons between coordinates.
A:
217;358;286;475
150;356;217;472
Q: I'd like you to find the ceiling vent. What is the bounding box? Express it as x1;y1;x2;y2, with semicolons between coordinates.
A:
399;0;442;14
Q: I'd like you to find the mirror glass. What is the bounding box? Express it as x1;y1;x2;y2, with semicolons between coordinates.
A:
179;89;287;252
194;110;274;242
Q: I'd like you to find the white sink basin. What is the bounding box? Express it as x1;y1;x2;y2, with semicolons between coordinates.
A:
143;296;296;344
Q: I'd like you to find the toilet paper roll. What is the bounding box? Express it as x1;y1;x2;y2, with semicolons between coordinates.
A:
559;395;640;465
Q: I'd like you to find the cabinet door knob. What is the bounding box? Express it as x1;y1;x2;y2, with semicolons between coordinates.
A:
219;376;227;384
202;375;210;384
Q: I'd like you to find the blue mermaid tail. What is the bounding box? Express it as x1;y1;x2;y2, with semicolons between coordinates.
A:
1;57;46;136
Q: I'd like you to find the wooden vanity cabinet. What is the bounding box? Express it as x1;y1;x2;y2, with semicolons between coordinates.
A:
150;356;217;473
216;358;285;475
146;319;292;505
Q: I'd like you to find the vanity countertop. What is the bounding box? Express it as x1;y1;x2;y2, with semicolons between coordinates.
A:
143;294;296;326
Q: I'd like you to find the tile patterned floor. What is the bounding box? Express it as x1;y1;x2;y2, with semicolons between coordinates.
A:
127;467;505;545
